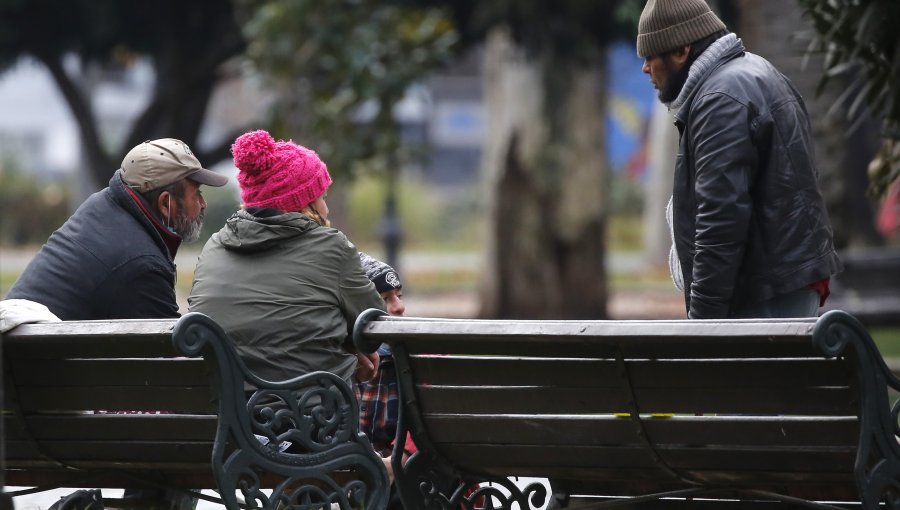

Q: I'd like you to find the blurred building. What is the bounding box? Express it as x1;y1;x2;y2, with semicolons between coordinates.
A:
422;48;485;189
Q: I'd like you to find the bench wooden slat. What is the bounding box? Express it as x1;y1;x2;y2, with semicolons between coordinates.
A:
4;321;177;359
410;356;852;388
533;472;859;503
5;468;217;490
363;317;818;338
11;359;210;386
493;466;857;484
392;340;820;359
4;440;213;462
5;467;360;492
423;415;859;448
3;414;216;441
3;320;177;338
12;386;216;413
415;385;856;415
437;444;855;474
362;317;820;358
548;476;860;504
5;340;178;359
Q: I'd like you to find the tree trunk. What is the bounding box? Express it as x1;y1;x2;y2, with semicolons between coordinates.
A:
36;2;246;191
479;28;608;319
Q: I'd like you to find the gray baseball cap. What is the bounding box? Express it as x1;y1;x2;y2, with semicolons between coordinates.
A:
121;138;228;192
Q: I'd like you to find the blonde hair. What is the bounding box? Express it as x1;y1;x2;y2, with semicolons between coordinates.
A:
239;202;330;227
301;205;330;227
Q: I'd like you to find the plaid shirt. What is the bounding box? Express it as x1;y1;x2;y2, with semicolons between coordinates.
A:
355;346;400;455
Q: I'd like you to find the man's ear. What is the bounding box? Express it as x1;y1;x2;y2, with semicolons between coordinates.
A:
671;45;690;66
157;190;173;221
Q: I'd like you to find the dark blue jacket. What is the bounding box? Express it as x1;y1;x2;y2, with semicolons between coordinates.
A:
672;37;842;318
7;171;180;320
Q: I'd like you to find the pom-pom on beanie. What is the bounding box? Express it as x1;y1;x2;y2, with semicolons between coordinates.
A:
232;130;332;212
637;0;727;58
359;252;402;294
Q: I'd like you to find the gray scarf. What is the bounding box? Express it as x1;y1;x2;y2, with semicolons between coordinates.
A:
668;33;739;113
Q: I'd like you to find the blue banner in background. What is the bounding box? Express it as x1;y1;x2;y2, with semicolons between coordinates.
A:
606;41;655;179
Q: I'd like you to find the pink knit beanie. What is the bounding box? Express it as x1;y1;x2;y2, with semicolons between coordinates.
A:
232;130;332;212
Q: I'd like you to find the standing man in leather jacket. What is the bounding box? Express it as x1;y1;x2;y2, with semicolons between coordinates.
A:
637;0;842;319
8;138;228;320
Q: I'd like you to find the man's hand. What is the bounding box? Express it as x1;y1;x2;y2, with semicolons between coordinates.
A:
355;351;379;382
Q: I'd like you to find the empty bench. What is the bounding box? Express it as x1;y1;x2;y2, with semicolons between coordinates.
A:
353;309;900;509
3;312;388;509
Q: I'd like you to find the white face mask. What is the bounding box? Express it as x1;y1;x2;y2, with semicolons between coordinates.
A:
166;194;175;233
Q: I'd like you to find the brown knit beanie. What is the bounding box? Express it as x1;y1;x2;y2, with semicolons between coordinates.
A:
637;0;727;58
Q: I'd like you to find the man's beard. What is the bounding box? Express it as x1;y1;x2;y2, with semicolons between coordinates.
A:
172;210;204;243
659;56;692;104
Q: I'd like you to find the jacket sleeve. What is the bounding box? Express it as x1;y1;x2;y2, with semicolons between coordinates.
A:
687;91;757;319
97;257;180;319
337;237;386;347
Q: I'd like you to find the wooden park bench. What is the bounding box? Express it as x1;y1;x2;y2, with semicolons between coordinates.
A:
353;309;900;509
2;312;388;509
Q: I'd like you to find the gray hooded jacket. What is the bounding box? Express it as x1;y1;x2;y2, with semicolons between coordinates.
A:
188;209;384;384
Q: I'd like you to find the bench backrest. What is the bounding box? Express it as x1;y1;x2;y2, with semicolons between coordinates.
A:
2;319;216;488
4;313;389;510
354;309;896;507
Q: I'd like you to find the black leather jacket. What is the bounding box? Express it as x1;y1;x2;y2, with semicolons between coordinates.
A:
8;171;180;320
671;37;842;319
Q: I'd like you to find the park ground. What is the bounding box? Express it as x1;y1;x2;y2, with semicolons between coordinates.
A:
1;247;687;320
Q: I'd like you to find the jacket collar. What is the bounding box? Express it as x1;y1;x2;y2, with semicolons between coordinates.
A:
672;34;744;123
215;208;320;253
109;170;181;260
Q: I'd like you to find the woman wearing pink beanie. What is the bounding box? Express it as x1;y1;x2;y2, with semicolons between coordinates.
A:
188;130;384;387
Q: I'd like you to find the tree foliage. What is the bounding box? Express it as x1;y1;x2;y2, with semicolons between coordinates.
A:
0;160;70;246
412;0;641;60
0;0;247;188
798;0;900;197
238;0;458;178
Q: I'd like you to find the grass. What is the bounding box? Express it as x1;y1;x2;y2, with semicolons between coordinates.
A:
0;272;17;297
608;215;645;252
871;327;900;359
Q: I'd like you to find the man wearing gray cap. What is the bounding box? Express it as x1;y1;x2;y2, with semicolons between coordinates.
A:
636;0;841;319
7;138;228;320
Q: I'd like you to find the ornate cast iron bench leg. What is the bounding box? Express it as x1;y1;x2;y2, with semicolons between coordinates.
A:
174;312;389;510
